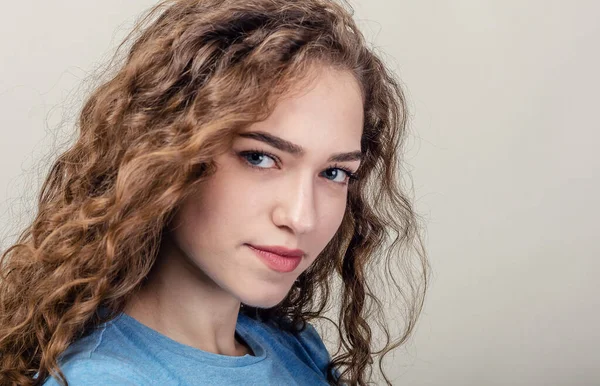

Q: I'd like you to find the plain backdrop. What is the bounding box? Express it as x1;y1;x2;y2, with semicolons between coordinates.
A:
1;1;598;385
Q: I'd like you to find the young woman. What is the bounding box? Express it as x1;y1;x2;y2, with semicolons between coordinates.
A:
0;0;429;385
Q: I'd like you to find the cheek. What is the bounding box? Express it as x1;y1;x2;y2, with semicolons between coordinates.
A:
178;165;271;238
314;193;348;247
212;166;273;220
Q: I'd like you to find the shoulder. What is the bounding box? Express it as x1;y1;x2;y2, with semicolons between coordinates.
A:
295;322;330;358
242;313;332;373
262;316;332;377
41;318;152;385
291;321;344;383
41;357;150;385
294;322;332;372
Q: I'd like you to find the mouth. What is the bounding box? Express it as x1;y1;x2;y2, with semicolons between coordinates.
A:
246;244;304;273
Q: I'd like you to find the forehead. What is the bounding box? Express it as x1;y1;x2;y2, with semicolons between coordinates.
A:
238;68;364;152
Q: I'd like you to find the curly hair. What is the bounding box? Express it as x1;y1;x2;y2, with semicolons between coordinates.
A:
0;0;429;385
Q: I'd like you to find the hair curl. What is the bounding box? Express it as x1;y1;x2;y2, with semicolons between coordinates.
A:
0;0;429;385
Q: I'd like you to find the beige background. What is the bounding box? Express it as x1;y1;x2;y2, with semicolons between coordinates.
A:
1;1;598;385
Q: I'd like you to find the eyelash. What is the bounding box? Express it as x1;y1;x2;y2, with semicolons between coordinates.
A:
237;149;359;185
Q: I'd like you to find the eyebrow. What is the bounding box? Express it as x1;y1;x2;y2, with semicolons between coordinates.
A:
237;131;362;163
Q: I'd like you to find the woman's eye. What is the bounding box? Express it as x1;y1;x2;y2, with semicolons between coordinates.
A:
240;151;277;169
322;168;349;183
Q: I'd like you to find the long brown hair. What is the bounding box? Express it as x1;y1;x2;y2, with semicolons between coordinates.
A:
0;0;429;385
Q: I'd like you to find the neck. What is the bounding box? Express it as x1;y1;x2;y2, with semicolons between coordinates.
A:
122;237;251;357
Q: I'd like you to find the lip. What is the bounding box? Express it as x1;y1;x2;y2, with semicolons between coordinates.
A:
248;244;305;258
246;244;304;273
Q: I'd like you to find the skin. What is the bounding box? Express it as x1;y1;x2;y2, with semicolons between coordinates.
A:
123;66;364;357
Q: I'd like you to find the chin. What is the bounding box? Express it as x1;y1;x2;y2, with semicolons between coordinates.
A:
239;290;291;310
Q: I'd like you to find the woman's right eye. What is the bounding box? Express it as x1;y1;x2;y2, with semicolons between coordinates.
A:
239;151;278;169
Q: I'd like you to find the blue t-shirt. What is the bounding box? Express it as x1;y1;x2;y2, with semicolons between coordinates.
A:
41;311;337;385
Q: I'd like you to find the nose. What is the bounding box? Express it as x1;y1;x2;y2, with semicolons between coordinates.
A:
272;172;317;235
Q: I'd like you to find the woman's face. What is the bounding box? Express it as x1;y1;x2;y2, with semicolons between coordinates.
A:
168;67;364;308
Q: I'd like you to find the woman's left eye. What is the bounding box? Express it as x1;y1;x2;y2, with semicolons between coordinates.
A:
321;168;351;183
239;151;277;168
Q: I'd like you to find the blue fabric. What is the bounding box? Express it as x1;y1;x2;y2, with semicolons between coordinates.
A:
41;311;337;385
